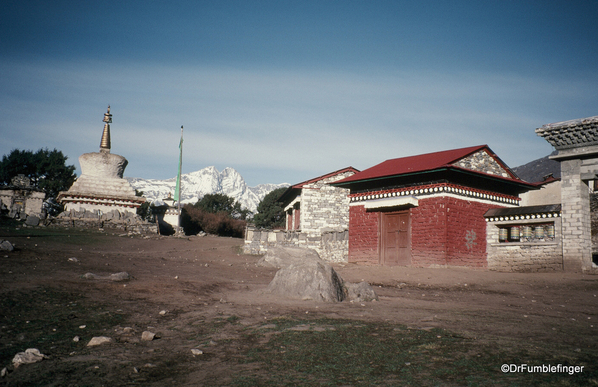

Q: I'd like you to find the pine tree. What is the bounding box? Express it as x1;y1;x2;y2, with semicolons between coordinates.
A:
0;148;76;199
253;187;287;229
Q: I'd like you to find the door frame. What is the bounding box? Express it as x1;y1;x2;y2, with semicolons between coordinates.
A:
379;209;412;266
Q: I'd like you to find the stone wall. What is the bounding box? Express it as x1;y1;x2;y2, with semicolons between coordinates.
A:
519;180;561;206
243;227;348;263
486;217;563;272
1;174;46;218
0;189;45;218
52;208;157;234
560;158;592;271
299;172;353;235
591;192;598;257
535;116;598;273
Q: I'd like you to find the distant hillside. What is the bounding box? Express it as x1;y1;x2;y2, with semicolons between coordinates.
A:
512;151;560;183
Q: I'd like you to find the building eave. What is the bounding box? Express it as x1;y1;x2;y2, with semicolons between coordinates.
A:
333;167;536;194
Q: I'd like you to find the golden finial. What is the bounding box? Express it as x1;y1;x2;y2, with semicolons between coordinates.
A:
100;105;111;153
103;105;112;123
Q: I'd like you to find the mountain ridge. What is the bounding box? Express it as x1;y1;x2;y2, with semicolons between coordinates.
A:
512;151;560;183
126;167;288;213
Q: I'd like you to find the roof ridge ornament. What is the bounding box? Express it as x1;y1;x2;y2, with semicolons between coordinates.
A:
100;105;112;153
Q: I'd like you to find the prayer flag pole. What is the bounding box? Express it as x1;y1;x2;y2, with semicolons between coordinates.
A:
174;126;183;228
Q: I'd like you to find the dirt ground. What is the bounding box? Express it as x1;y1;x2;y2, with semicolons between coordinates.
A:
1;223;597;386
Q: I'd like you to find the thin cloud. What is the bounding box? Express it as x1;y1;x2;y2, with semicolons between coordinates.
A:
1;60;594;185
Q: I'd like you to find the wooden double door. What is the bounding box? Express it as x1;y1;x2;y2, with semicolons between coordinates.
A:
381;211;411;266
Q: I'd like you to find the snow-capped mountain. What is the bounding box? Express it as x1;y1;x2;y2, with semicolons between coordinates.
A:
126;166;288;214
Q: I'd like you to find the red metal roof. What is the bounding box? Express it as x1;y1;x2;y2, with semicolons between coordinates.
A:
335;145;520;185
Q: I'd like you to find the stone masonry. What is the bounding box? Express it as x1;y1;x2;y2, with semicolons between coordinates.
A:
559;158;592;271
53;208;157;234
452;149;511;178
243;227;349;263
299;171;353;235
536;115;598;272
252;168;357;263
486;216;563;272
0;175;45;219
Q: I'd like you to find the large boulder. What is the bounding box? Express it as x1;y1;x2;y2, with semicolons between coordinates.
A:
257;246;321;269
267;259;346;302
263;246;378;303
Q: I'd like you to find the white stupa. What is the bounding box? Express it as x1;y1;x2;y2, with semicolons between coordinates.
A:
57;106;145;214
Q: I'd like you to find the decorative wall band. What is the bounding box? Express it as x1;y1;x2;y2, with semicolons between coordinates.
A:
485;212;560;222
59;195;144;208
349;183;519;205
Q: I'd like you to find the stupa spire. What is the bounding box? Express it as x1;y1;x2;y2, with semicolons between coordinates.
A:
100;105;112;153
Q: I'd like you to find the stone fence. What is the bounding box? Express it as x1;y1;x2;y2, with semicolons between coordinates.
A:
485;207;563;272
243;227;348;263
51;208;158;234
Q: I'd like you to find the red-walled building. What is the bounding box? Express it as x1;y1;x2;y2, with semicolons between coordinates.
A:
332;145;536;267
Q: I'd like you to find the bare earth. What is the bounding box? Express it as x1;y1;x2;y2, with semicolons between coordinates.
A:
1;225;597;386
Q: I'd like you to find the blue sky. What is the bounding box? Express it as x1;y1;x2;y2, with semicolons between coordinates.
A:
1;1;597;186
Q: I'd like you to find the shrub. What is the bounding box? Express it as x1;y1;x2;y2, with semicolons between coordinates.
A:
194;193;251;220
181;204;245;238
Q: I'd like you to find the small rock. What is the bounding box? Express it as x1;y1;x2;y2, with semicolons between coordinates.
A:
1;367;7;377
109;272;130;281
12;348;47;368
191;349;203;356
83;272;130;281
0;240;14;251
159;310;167;316
87;336;112;346
68;257;79;262
25;215;40;226
345;281;378;302
73;336;80;342
141;331;156;341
